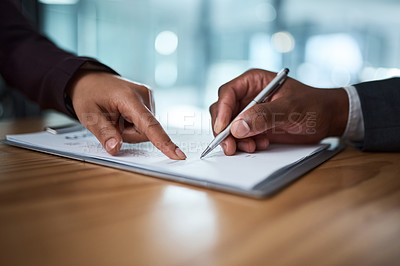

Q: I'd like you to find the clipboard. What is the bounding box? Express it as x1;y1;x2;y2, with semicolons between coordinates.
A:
3;126;344;198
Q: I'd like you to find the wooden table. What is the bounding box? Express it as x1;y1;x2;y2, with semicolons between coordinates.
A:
1;113;400;266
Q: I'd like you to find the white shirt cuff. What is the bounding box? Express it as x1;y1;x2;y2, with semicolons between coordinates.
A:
342;85;365;141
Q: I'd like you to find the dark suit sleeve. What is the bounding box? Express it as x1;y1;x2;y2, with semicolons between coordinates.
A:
354;77;400;151
0;0;117;117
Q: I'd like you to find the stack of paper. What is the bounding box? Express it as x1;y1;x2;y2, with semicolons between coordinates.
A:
5;127;329;195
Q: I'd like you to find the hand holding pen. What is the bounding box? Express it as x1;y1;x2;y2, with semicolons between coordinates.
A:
202;68;289;158
207;68;349;157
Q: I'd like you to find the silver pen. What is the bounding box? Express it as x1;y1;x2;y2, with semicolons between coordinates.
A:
200;68;290;159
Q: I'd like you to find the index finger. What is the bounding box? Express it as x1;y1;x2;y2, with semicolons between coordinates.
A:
213;69;274;134
213;75;248;134
118;94;186;160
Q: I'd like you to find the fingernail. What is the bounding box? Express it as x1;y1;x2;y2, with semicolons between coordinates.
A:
175;147;187;160
232;119;250;138
214;118;223;134
106;138;118;151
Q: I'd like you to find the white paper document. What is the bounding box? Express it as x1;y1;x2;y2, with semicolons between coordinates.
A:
6;128;328;190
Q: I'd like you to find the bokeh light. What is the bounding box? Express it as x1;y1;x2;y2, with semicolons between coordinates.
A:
155;31;179;55
271;31;295;53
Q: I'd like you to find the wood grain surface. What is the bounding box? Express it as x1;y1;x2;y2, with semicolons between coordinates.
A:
1;113;400;266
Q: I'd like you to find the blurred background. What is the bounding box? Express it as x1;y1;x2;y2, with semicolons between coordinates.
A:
1;0;400;123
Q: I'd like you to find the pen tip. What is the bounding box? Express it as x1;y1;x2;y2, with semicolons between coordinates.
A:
200;147;211;159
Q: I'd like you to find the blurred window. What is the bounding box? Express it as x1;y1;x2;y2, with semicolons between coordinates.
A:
38;0;400;114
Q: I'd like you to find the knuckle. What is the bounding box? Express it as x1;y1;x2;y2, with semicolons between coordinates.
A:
217;83;232;98
98;126;115;140
209;102;217;113
217;85;225;97
251;104;267;118
163;137;174;148
108;93;125;107
115;82;142;99
246;68;258;74
123;85;140;99
133;84;150;95
110;87;141;108
134;82;151;92
143;115;161;133
246;68;263;76
248;105;269;132
154;137;174;151
79;112;100;127
146;121;160;132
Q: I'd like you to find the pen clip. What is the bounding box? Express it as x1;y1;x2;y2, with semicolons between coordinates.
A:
260;78;286;103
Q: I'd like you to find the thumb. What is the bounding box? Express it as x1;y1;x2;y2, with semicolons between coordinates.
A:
82;111;123;155
230;100;289;139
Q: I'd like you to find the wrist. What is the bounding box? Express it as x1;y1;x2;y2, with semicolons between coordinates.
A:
327;88;349;137
64;69;94;118
66;61;118;101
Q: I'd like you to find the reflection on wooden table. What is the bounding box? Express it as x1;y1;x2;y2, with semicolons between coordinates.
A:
1;113;400;266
